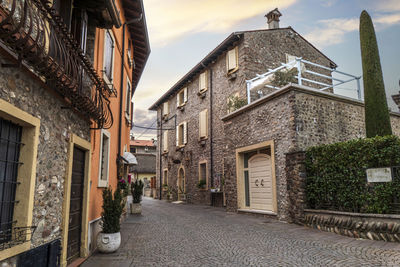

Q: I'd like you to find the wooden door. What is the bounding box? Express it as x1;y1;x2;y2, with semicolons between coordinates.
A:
178;168;185;200
67;147;85;263
248;154;273;211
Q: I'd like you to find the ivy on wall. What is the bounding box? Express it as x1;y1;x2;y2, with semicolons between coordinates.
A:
305;135;400;214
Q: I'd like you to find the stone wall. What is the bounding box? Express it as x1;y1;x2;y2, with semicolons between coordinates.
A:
304;210;400;243
285;151;306;223
0;53;90;260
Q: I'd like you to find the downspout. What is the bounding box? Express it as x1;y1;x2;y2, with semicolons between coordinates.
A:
159;116;162;200
209;68;214;189
117;23;126;179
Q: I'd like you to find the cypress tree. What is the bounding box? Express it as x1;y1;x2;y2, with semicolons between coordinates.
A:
360;10;392;137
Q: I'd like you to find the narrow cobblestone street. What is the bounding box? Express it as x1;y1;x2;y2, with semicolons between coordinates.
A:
82;198;400;267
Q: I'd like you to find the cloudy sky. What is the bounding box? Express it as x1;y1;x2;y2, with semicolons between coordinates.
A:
132;0;400;140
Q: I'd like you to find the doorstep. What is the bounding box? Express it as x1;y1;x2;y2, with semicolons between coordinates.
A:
238;209;277;218
67;257;86;267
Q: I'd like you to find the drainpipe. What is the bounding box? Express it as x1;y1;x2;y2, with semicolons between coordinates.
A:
117;23;126;179
209;68;214;188
159;117;162;200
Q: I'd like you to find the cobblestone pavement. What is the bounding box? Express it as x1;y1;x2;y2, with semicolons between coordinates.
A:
82;197;400;267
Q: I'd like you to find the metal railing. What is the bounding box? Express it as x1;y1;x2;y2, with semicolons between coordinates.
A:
246;57;362;104
0;0;113;129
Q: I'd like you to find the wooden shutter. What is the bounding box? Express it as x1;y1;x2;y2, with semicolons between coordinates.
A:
163;130;168;152
183;87;188;103
176;93;180;107
163;102;169;116
176;125;179;146
183;121;187;144
199;110;208;138
199;71;207;92
227;47;237;71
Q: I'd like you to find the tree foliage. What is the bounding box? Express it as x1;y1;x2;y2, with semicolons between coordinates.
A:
101;187;125;233
359;10;392;137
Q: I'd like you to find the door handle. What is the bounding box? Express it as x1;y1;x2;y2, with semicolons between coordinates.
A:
255;179;259;186
261;179;264;186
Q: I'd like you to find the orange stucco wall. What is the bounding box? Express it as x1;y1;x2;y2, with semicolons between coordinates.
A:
89;2;135;221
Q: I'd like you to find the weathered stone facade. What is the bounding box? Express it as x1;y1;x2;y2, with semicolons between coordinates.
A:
0;53;90;262
222;85;400;221
153;27;334;206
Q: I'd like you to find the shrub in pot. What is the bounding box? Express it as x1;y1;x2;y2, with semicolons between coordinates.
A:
130;179;144;214
97;187;125;253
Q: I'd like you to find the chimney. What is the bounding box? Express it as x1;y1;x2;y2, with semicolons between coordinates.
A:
265;8;282;29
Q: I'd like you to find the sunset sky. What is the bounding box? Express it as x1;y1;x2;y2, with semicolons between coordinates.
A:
132;0;400;140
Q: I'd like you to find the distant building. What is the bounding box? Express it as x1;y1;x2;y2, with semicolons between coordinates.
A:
130;139;157;155
129;154;156;196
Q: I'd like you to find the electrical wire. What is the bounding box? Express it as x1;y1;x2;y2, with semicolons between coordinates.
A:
134;119;157;139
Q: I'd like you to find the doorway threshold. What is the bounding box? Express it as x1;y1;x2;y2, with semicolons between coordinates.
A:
238;209;277;216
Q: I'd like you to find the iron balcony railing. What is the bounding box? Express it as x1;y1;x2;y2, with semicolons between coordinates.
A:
246;57;362;104
0;0;113;129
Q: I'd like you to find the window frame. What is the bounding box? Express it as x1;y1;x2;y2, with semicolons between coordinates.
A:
162;101;169;119
98;129;110;188
226;46;239;74
177;87;188;108
103;29;115;85
125;78;132;121
198;160;208;190
163;130;169;153
0;99;40;260
176;121;187;147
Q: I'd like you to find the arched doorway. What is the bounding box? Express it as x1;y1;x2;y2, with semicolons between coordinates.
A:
178;166;185;200
248;153;273;211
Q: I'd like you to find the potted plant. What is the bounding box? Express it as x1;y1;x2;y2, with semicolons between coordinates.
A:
97;187;125;253
130;179;144;214
162;183;168;191
197;179;207;190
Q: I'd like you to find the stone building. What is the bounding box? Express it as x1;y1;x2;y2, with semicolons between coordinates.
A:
0;0;149;266
149;10;336;205
130;139;157;155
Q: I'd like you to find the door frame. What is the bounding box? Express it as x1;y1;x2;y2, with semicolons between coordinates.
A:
61;134;91;267
235;140;277;213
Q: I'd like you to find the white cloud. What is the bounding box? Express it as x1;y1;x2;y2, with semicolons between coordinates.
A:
305;12;400;48
374;0;400;12
144;0;297;47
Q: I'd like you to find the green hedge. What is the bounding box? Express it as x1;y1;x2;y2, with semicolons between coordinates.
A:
305;135;400;214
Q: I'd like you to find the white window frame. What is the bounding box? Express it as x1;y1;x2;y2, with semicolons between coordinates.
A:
125;78;132;121
177;87;188;107
98;129;111;187
176;121;187;147
226;46;239;74
103;29;115;85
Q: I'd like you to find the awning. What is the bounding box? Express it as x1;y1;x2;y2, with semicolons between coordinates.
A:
122;152;138;165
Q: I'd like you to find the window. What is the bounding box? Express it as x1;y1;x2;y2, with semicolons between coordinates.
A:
127;45;133;68
125;78;132;120
163;169;168;186
226;46;238;73
130;146;136;153
0;98;40;258
177;87;187;107
163;130;168;152
0;118;22;244
199;71;208;93
198;161;208;189
163;102;169;119
103;30;115;84
176;122;187;147
98;130;110;187
199;109;208;139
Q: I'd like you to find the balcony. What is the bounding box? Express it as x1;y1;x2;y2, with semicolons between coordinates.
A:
0;0;113;129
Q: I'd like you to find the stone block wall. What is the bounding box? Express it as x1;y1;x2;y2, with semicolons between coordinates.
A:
285;151;306;223
0;54;90;259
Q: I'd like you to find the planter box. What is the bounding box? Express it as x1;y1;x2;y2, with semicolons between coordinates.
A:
130;203;142;214
304;209;400;242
